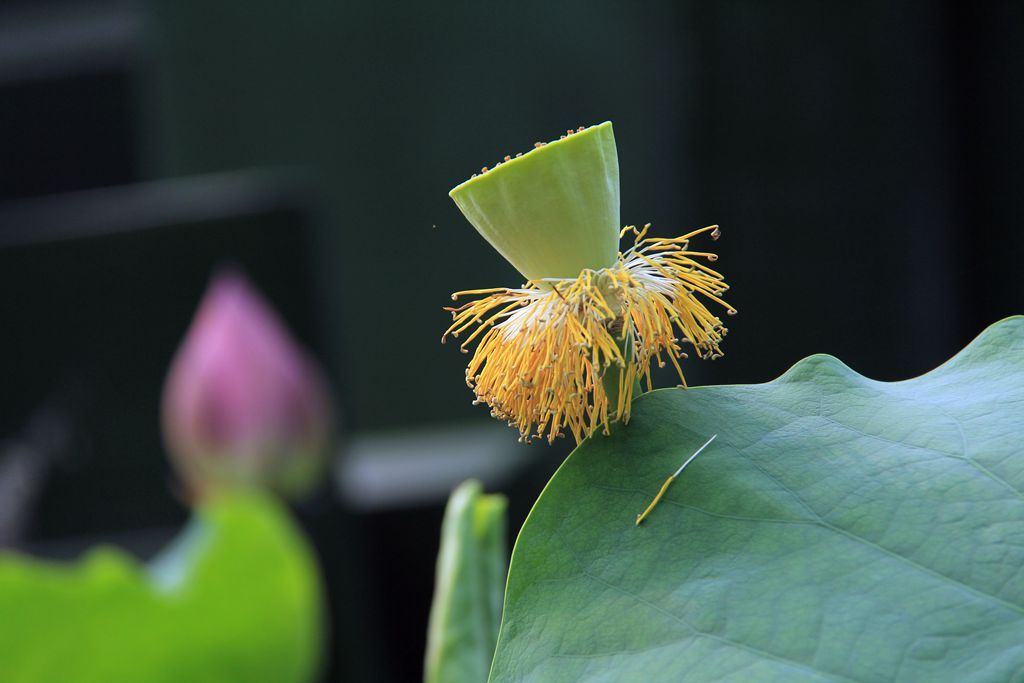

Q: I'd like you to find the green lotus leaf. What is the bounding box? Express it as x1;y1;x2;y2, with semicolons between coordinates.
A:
489;316;1024;683
0;493;322;683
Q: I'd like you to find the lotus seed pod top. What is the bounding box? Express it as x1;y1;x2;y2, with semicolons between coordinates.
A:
161;269;334;500
449;122;620;280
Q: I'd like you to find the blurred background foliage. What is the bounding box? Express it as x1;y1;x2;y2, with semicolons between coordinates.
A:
0;493;323;683
0;1;1020;681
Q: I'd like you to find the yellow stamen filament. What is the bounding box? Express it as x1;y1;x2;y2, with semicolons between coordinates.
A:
442;226;734;444
635;434;718;525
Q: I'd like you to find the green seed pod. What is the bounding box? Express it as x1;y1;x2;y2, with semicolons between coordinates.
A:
449;122;620;280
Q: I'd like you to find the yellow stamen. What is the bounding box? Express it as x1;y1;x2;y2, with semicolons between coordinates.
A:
635;434;717;525
443;226;734;444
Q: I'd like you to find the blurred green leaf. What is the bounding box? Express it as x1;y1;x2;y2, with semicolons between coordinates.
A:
426;480;508;683
0;494;322;683
489;317;1024;682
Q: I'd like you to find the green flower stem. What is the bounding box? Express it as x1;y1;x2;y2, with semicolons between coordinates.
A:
601;331;642;422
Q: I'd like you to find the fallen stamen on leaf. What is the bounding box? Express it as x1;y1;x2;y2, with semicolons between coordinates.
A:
635;434;717;526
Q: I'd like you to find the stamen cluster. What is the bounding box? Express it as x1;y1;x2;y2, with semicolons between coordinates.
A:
443;225;734;444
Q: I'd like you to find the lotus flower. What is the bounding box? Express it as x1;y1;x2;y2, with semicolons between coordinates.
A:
443;122;735;444
162;269;334;499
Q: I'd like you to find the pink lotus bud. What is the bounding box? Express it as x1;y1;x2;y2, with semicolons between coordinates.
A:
161;269;334;500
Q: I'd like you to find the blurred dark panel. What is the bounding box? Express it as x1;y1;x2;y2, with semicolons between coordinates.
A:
685;1;1023;386
0;72;137;200
946;2;1024;335
0;2;142;200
